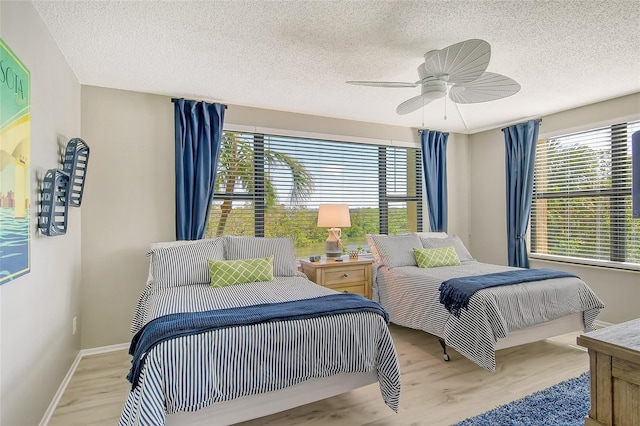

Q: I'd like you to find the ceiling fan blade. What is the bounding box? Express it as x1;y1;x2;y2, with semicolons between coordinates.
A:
423;39;491;84
347;81;417;88
396;96;428;115
396;91;443;115
449;72;521;104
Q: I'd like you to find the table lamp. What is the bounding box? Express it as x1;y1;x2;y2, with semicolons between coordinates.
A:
317;204;351;258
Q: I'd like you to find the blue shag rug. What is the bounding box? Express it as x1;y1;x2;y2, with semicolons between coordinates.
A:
454;372;590;426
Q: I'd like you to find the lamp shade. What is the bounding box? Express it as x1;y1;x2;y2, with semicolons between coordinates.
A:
317;204;351;228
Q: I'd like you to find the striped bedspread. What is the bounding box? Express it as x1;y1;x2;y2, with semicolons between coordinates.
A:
439;268;579;317
119;277;401;425
373;261;604;372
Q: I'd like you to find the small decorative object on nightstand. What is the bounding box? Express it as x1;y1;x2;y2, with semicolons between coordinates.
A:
299;257;372;299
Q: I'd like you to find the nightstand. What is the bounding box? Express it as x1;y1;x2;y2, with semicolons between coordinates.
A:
299;258;373;299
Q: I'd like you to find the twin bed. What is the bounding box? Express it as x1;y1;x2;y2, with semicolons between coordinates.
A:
119;233;604;424
368;232;604;371
118;236;400;426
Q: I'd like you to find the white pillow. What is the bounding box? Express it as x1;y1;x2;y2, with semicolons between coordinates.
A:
224;236;298;277
367;234;423;268
148;238;225;289
420;235;474;262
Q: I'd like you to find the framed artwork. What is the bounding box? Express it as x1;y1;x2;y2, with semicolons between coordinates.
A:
0;37;31;285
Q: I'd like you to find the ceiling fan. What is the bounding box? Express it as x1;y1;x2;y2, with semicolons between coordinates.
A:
347;39;521;115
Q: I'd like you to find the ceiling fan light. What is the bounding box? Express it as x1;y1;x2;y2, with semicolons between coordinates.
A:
422;91;446;102
421;80;446;100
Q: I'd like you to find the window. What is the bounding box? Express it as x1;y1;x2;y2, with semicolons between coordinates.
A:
207;131;423;257
531;120;640;268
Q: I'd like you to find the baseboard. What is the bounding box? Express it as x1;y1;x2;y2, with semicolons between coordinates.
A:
39;342;129;425
594;320;613;329
38;351;83;426
80;342;129;357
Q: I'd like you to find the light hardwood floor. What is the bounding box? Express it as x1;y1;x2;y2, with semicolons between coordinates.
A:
49;324;589;426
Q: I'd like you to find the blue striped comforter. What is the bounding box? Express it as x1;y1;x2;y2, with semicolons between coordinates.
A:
119;278;400;425
126;293;389;389
439;268;579;317
374;261;604;372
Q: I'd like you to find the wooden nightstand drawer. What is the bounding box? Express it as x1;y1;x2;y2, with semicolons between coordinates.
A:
324;266;366;286
331;284;367;297
299;258;373;299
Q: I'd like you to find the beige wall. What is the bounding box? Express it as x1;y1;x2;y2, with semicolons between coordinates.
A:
80;87;476;347
80;87;175;348
468;93;640;324
0;2;81;424
445;133;470;245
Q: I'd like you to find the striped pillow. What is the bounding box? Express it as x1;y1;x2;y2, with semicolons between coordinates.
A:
368;234;423;268
148;238;225;289
224;236;298;277
413;232;449;239
420;235;474;262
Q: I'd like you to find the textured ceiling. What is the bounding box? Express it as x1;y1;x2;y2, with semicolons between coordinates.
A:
32;0;640;134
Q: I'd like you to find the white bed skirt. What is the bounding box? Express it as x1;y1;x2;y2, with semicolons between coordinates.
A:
166;370;379;426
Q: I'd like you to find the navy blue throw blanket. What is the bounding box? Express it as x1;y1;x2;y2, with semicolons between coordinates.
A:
127;293;388;389
439;268;579;317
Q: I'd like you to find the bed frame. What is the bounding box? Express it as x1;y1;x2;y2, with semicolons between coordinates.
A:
494;312;584;350
166;371;378;425
438;312;584;361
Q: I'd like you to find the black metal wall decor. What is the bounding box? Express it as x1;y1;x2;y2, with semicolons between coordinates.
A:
62;138;90;207
38;169;70;236
39;138;90;236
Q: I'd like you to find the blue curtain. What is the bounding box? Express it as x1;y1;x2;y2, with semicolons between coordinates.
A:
420;129;449;232
503;119;540;268
173;99;226;240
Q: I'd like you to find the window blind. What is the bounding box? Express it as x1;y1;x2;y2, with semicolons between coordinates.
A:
531;120;640;266
208;131;423;257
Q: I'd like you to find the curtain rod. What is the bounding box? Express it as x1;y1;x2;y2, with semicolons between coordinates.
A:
417;129;449;134
501;118;542;132
171;97;228;108
416;118;542;135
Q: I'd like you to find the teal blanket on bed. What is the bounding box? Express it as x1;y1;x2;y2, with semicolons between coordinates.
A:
439;268;579;317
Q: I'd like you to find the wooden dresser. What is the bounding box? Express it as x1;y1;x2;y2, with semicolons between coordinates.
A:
299;258;373;299
577;318;640;426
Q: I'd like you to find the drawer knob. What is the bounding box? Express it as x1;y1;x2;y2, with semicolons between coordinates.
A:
343;273;349;277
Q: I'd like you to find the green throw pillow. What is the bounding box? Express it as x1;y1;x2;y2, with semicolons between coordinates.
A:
208;256;275;287
413;246;461;268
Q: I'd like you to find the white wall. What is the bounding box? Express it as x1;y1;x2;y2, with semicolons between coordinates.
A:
0;2;81;424
468;93;640;324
